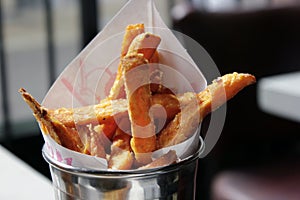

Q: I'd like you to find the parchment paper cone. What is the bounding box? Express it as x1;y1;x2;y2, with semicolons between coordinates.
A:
41;0;206;170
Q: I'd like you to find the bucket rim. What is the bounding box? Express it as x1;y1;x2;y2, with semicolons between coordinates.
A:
42;136;205;178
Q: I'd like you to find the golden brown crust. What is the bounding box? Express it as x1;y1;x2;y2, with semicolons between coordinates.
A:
108;24;145;100
157;73;256;148
151;93;181;121
149;50;159;64
87;124;108;158
122;54;157;164
108;27;161;100
19;88;86;153
121;24;145;57
138;150;178;170
127;32;161;60
108;128;134;170
48;93;181;131
197;72;256;122
48;99;126;140
157;95;199;148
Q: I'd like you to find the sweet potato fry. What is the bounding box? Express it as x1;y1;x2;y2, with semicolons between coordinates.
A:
48;91;179;141
108;24;145;100
157;73;256;148
128;33;162;94
149;50;159;63
109;27;161;100
121;24;145;58
122;54;157;164
19;88;87;153
108;128;134;170
138;150;178;170
49;92;181;131
48;98;126;140
127;32;161;60
87;124;110;158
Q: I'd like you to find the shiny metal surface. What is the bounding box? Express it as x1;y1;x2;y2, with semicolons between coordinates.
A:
43;139;204;200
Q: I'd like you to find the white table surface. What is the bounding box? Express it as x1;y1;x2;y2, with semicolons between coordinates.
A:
258;71;300;123
0;145;54;200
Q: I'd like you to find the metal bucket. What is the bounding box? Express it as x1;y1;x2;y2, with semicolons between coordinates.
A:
42;138;204;200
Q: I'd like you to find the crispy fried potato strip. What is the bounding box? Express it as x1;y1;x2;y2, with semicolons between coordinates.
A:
108;24;145;100
121;24;145;57
19;88;87;153
127;32;161;59
48;93;181;131
138;150;178;170
108;128;134;170
122;54;157;164
130;34;162;94
76;124;106;158
108;24;161;100
48;98;127;140
157;73;256;148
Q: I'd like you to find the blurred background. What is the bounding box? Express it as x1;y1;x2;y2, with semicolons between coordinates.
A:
0;0;300;199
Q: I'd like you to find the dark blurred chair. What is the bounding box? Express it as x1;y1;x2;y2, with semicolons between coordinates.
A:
172;2;300;199
212;163;300;200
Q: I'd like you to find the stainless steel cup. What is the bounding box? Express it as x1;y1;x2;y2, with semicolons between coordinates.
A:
42;138;204;200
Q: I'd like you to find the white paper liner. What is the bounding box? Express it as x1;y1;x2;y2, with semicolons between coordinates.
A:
41;0;207;170
43;135;107;170
43;129;202;170
152;128;200;160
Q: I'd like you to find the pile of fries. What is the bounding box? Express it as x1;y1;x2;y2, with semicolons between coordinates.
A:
20;24;256;170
